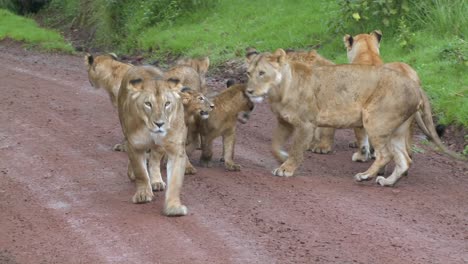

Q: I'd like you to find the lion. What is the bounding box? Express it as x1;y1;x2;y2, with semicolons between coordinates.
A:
178;87;214;174
118;65;188;216
343;30;440;162
85;53;164;107
245;48;459;186
176;57;210;82
164;63;208;94
195;81;255;171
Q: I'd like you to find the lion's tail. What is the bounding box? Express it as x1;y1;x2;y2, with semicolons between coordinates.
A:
415;91;465;160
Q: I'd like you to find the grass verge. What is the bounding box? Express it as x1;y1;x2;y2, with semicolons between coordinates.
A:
0;8;73;53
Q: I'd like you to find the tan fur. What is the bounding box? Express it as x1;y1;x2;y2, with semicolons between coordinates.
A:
176;57;210;77
165;63;208;94
286;49;335;67
246;48;426;186
344;31;419;162
85;53;164;107
118;65;188;216
285;49;337;154
179;88;214;174
344;31;463;163
195;83;254;171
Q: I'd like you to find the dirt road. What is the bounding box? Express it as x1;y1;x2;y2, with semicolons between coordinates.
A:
0;42;467;264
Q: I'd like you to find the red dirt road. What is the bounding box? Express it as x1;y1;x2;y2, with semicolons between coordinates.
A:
0;43;467;264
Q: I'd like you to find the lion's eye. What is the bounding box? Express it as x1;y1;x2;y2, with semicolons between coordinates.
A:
259;71;265;76
246;72;251;78
144;102;152;108
165;101;171;107
198;96;204;101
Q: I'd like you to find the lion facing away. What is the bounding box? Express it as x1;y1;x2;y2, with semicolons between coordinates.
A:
194;81;255;171
342;30;456;163
118;65;188;216
245;48;443;186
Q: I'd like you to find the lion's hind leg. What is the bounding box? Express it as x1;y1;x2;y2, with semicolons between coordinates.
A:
376;119;413;187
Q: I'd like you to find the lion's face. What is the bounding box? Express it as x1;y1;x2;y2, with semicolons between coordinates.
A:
245;49;286;103
180;88;214;119
128;78;182;137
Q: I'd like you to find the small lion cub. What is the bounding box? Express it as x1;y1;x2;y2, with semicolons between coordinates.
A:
197;81;254;171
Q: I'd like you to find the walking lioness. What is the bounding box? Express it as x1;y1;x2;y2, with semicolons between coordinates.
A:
245;48;440;186
118;65;188;216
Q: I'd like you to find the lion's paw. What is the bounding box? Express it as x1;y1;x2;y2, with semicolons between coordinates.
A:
151;181;166;192
185;164;197;175
113;143;127;152
352;150;370;162
225;162;241;171
132;187;154;204
310;145;332;154
354;172;372;182
375;176;394;187
272;167;294;177
163;204;188;217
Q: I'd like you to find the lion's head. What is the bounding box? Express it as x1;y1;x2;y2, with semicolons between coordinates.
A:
343;30;382;64
123;75;183;137
179;87;214;120
245;48;287;103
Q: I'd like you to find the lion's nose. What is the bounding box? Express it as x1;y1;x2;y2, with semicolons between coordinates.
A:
246;89;253;95
154;121;165;128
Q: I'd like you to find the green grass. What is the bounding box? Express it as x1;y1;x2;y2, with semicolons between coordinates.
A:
34;0;468;126
136;1;338;63
0;8;73;52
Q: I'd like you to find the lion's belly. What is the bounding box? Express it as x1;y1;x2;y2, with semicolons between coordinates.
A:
315;106;363;128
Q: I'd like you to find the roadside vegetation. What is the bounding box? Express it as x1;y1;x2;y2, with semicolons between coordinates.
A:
1;0;467;127
0;8;73;52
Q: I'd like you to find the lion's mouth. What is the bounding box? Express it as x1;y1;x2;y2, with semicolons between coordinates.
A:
200;111;210;119
249;95;265;103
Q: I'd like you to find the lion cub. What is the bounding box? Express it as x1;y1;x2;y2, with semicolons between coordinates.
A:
197;81;254;171
178;87;214;174
118;65;188;216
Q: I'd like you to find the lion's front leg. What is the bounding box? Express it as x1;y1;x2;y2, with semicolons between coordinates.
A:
222;128;241;171
200;135;214;168
164;147;188;216
271;118;294;163
127;147;153;203
148;148;166;192
273;122;314;177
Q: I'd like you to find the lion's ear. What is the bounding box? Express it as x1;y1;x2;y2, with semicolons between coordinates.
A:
272;48;286;65
344;34;353;49
108;53;118;60
245;47;259;63
371;30;382;43
128;78;143;91
167;77;183;90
